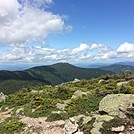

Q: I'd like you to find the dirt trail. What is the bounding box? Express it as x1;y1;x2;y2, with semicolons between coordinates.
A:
20;116;65;134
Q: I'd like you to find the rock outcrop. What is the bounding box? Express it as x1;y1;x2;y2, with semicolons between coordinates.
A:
99;94;134;118
117;81;129;87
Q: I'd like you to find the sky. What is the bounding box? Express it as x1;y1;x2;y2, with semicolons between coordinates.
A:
0;0;134;66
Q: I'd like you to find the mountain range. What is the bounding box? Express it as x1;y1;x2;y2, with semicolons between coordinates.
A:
0;63;113;94
0;62;134;94
100;64;134;74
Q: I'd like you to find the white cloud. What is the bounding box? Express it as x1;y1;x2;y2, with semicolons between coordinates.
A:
72;43;89;54
90;43;112;53
0;0;70;45
0;42;134;64
0;0;19;17
116;42;134;53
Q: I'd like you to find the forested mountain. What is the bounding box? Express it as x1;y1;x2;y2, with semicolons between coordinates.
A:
100;64;134;74
0;63;113;94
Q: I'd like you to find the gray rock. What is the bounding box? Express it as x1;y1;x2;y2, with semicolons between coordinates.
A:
71;90;87;99
95;115;114;122
91;122;103;134
99;94;134;118
111;125;125;132
91;115;114;134
69;115;85;123
72;78;80;83
117;81;129;87
56;103;67;110
16;107;24;115
98;79;105;84
0;92;7;102
65;119;78;134
82;116;92;124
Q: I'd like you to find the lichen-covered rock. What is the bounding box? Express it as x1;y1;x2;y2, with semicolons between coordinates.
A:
71;90;87;99
99;94;134;118
72;78;80;83
64;119;78;134
91;122;103;134
95;115;114;122
56;103;67;110
82;116;92;124
91;115;114;134
117;81;129;87
69;115;85;123
98;79;105;84
16;107;24;115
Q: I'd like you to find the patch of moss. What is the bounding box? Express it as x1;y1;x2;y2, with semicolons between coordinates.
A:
64;95;102;117
78;118;95;134
126;107;134;118
0;117;26;134
46;113;68;122
100;117;127;134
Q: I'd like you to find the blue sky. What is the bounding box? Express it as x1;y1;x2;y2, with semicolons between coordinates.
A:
48;0;134;49
0;0;134;65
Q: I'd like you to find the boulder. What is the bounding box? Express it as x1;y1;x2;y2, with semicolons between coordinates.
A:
91;122;103;134
95;115;114;122
16;107;24;115
98;79;105;84
72;78;80;83
117;81;129;87
71;90;87;99
82;116;92;124
99;94;134;118
56;103;67;110
111;125;125;132
64;119;78;134
69;115;85;123
0;92;7;102
91;115;114;134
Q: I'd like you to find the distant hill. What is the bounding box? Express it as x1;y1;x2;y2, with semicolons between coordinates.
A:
76;61;134;68
0;63;113;94
24;63;114;84
100;64;134;74
116;61;134;66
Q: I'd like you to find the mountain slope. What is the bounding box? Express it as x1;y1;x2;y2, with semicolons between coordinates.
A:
0;63;114;94
0;73;133;134
100;64;134;74
25;63;114;85
116;61;134;66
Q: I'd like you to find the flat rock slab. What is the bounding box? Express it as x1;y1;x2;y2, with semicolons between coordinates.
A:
99;94;134;118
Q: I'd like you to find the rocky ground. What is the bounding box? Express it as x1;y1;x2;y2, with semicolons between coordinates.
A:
0;74;134;134
0;94;133;134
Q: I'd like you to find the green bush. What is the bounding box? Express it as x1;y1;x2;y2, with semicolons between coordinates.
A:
100;117;127;134
64;95;102;117
0;118;26;134
46;113;67;122
78;118;95;134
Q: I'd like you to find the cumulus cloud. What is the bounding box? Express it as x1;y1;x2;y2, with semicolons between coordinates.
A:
72;43;89;54
0;43;89;63
0;42;134;63
116;42;134;53
0;0;70;45
0;0;19;16
90;43;112;53
0;0;133;64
